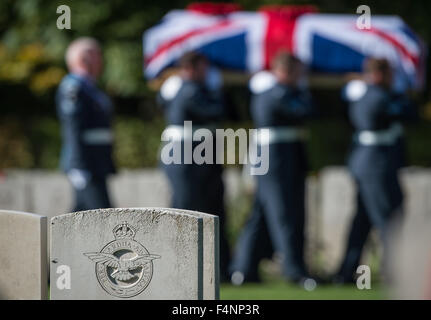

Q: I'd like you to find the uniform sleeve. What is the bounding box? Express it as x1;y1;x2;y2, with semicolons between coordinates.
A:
277;88;315;119
56;79;87;169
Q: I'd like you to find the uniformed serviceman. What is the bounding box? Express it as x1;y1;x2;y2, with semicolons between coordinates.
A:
334;58;413;284
157;52;231;280
230;52;316;287
57;37;116;211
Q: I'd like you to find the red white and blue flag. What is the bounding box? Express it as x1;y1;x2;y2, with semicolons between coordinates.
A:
143;3;426;90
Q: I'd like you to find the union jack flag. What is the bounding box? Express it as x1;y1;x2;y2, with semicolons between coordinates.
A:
143;3;426;90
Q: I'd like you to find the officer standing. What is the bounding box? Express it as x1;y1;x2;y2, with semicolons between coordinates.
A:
57;37;116;211
230;52;315;287
157;52;231;280
334;58;413;284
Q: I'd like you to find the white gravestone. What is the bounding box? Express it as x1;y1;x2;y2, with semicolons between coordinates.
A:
319;167;356;273
400;168;431;226
166;208;220;300
29;171;72;218
50;208;205;300
109;170;171;208
391;218;431;299
0;210;48;300
0;172;31;212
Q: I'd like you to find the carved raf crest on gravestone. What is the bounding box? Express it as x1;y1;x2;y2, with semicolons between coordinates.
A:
51;208;208;299
84;221;161;298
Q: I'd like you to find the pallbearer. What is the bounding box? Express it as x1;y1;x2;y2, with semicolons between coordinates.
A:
56;37;116;211
157;52;231;280
231;52;316;287
334;58;414;284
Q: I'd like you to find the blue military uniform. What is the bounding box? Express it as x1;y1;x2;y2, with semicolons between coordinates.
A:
336;81;413;282
231;73;314;282
158;76;231;279
56;73;116;211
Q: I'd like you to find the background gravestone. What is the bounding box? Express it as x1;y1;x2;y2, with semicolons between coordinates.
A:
319;167;356;273
400;167;431;227
167;208;219;300
390;217;431;299
50;208;204;300
0;171;31;212
28;171;72;218
109;170;170;208
0;210;48;300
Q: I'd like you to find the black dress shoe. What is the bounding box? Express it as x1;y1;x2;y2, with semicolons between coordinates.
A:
289;275;319;291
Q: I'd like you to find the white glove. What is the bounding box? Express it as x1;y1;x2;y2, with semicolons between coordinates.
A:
160;75;183;101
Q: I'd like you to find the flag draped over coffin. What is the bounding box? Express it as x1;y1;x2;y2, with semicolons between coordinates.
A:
143;3;426;90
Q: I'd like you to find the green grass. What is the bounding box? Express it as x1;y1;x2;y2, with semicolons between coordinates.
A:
220;281;385;300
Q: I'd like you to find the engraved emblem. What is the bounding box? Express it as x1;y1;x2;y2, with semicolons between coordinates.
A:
84;222;161;298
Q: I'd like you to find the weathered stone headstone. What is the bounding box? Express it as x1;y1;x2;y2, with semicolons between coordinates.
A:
50;208;205;300
0;210;48;300
166;208;219;300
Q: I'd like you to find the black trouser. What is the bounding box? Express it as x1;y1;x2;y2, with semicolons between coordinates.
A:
229;198;274;281
72;175;112;212
231;142;308;281
337;171;403;281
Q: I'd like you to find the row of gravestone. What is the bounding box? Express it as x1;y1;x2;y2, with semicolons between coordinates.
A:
0;169;249;219
0;169;321;273
1;167;430;283
0;208;219;300
0;170;171;217
318;166;431;273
